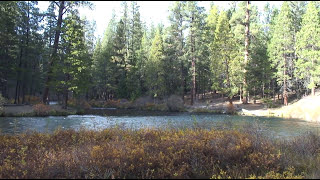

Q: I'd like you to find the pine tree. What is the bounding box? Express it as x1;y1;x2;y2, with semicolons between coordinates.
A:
296;1;320;96
92;11;117;100
212;10;238;103
206;4;220;96
185;1;206;105
14;1;44;104
164;1;187;98
112;19;128;98
127;1;143;100
146;28;165;98
60;12;91;108
268;2;295;105
0;1;19;98
42;1;92;104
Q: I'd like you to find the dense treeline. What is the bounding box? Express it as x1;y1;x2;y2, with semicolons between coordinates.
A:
0;1;319;108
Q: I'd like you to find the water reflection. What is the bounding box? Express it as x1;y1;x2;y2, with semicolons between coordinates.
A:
0;114;320;138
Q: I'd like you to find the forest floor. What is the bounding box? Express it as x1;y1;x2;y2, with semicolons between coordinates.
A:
185;91;320;122
2;91;320;122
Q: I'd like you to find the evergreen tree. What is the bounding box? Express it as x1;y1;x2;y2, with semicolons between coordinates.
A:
42;1;92;104
59;12;91;108
146;28;165;98
164;1;187;98
185;1;206;105
0;1;19;98
268;2;295;105
296;1;320;96
92;11;117;100
127;1;143;100
212;10;238;103
112;19;128;98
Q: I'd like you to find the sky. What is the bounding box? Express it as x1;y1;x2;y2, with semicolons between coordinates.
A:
37;1;283;39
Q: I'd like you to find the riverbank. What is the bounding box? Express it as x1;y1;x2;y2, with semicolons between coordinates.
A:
0;127;317;179
1;93;320;123
1;104;76;117
238;95;320;122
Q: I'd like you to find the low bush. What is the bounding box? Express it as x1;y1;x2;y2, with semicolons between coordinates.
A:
1;126;317;179
88;99;103;107
167;95;184;112
0;94;5;115
226;102;236;114
67;98;77;107
68;99;91;112
77;100;91;110
32;103;52;116
24;95;41;105
262;98;278;108
103;99;120;108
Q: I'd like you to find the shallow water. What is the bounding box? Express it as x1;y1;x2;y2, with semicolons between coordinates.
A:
1;113;320;138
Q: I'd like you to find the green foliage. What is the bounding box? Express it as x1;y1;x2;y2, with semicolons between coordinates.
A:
146;28;166;97
295;1;320;91
211;10;239;99
268;2;295;87
2;1;320;109
0;93;5;115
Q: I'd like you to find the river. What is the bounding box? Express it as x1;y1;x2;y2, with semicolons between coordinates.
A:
1;112;320;138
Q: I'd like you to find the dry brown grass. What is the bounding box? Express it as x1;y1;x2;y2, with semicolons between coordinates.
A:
0;126;315;179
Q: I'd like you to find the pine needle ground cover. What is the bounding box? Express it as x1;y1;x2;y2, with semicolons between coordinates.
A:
1;125;319;179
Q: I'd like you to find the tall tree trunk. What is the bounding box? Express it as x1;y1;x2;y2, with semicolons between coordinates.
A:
226;56;232;103
273;80;276;102
180;25;184;102
14;47;23;104
22;2;30;105
243;1;250;104
42;1;65;104
63;73;69;109
64;89;68;109
191;15;196;105
311;49;315;96
239;84;242;103
283;56;288;106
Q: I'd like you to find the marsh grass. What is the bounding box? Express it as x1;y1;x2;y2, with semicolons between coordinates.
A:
0;120;319;179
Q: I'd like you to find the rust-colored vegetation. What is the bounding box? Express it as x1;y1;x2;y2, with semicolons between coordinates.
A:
32;104;52;116
0;126;317;179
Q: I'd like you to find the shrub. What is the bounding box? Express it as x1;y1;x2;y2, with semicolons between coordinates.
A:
103;99;120;108
77;100;91;110
166;95;184;112
25;95;41;105
144;102;156;110
67;98;77;107
88;99;103;107
0;93;5;115
133;96;153;108
68;99;91;111
262;98;277;108
226;102;236;114
0;128;317;179
33;103;51;116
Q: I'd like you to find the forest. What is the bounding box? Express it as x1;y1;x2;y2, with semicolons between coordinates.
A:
2;1;320;179
0;1;319;108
